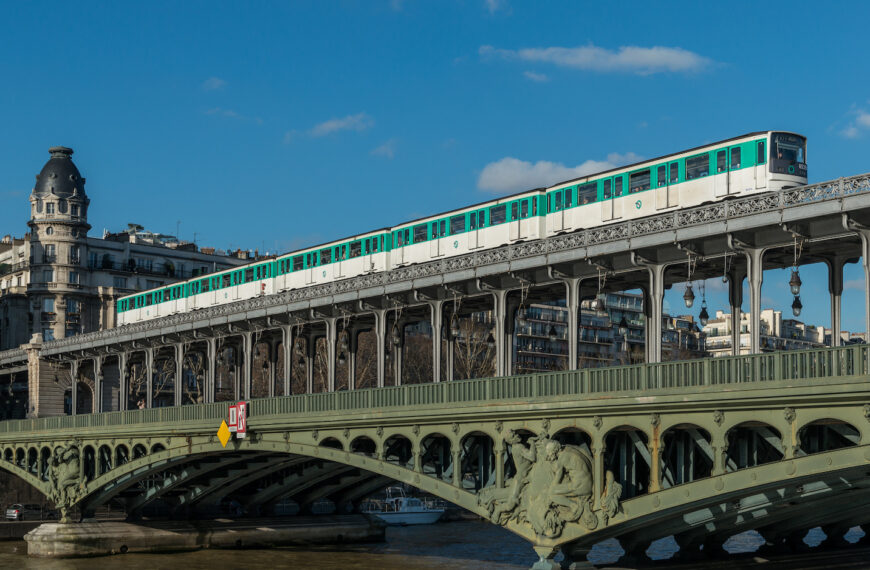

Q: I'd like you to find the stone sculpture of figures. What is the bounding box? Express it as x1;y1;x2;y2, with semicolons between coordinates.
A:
47;444;83;523
601;470;622;523
477;430;609;538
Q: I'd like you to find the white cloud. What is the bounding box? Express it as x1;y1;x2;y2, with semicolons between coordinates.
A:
202;77;227;91
309;113;374;137
523;70;549;82
838;107;870;138
371;138;398;159
857;111;870;128
480;44;712;75
477;152;642;194
844;278;864;291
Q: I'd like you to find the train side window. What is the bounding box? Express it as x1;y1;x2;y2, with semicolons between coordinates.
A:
469;212;477;230
490;205;506;225
520;199;529;218
554;193;562;210
547;193;551;213
629;170;650;193
717;150;727;172
450;215;465;234
292;256;302;271
350;241;361;258
578;182;596;204
614;176;623;197
532;197;538;215
414;224;428;243
685;154;709;180
320;248;331;264
479;211;485;228
564;190;572;208
669;161;679;183
373;237;379;252
404;229;410;245
511;202;519;220
439;220;446;237
431;223;438;239
603;179;612;200
657;165;667;187
731;147;741;169
757;141;766;164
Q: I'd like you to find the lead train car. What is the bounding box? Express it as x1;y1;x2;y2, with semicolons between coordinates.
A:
117;131;807;325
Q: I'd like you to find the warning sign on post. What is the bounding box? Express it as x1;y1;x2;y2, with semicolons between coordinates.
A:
236;401;247;439
228;404;238;433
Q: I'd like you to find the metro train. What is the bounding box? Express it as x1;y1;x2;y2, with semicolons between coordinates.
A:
117;131;808;325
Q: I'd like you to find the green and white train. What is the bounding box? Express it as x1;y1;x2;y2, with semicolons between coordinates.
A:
117;131;807;325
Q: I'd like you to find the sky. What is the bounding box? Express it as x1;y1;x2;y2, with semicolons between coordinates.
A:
0;1;868;332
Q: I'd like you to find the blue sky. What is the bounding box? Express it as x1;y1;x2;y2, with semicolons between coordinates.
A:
0;1;868;332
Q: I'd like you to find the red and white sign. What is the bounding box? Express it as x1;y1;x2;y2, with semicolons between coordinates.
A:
228;404;238;432
236;401;247;439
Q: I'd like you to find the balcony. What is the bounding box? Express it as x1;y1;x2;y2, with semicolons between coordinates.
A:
88;260;194;279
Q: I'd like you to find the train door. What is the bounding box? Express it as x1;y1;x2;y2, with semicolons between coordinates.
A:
655;163;675;210
334;245;345;278
601;176;625;221
509;201;521;241
394;229;409;265
755;140;767;189
551;191;565;232
518;197;532;238
305;252;316;285
468;210;485;249
714;149;729;197
430;220;445;257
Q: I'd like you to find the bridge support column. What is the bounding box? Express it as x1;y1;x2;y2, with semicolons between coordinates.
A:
206;339;216;403
494;446;505;488
591;437;604;510
530;545;561;570
93;356;103;413
326;318;337;392
145;348;154;408
242;332;253;400
492;289;508;376
305;334;315;394
70;359;79;415
643;264;664;364
451;448;462;487
174;344;183;407
281;325;293;395
745;247;765;354
374;309;386;389
727;267;745;356
565;278;581;370
825;256;846;347
429;300;443;382
445;332;454;382
393;321;404;386
348;328;358;390
119;352;128;411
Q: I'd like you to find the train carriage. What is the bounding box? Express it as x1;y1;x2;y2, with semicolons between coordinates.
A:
116;131;807;326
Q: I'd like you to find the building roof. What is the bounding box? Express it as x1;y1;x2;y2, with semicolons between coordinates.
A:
31;146;87;199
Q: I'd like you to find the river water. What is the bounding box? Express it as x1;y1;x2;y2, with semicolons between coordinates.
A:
0;521;864;569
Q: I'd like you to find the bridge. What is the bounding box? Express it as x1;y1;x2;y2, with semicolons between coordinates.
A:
1;345;870;568
1;173;870;567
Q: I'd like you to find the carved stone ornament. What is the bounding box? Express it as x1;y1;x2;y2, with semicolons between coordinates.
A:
494;420;503;433
412;424;420;436
451;422;460;435
477;429;607;538
592;416;602;430
47;444;85;523
343;428;350;439
783;407;796;424
376;426;384;438
311;429;319;441
650;413;661;428
864;404;870;422
713;410;724;426
541;418;551;433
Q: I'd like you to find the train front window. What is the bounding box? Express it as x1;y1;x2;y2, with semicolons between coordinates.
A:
770;133;807;176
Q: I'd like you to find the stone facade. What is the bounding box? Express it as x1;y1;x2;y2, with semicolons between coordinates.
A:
0;147;248;350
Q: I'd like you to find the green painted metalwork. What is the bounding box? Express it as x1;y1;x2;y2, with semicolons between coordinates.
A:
0;343;868;568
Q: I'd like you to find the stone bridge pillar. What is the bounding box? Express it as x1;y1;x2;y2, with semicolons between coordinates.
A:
145;348;154;408
564;277;581;370
241;332;252;400
745;247;766;354
374;309;387;388
325;317;337;392
93;356;103;412
429;300;444;383
644;264;664;364
70;359;79;415
206;339;216;403
280;325;293;395
492;289;508;376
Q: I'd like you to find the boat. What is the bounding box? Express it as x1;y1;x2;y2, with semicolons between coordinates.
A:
361;487;445;525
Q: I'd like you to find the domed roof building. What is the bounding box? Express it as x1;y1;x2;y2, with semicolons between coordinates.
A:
31;146;87;200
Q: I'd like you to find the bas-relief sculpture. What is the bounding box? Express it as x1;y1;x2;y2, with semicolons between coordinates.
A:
47;444;84;523
478;430;621;538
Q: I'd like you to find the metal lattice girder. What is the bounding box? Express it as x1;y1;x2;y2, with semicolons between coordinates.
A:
179;456;307;509
243;463;356;510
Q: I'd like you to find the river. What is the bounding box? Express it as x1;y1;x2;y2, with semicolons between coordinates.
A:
0;521;865;569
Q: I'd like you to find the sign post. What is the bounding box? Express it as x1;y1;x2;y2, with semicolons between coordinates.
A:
236;401;247;439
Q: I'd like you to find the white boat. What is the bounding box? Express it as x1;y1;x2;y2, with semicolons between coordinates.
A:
361;487;445;525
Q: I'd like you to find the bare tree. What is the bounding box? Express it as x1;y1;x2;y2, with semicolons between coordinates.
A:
453;318;496;380
182;350;206;405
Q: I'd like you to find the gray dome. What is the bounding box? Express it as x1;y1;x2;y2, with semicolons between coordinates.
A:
32;146;86;199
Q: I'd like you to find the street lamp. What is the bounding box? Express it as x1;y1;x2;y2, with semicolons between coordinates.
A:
486;332;495;348
517;306;528;328
789;269;802;296
792;295;803;317
699;305;709;327
683;283;695;308
449;314;460;338
391;323;402;346
618;316;629;362
547;325;557;342
338;352;346;366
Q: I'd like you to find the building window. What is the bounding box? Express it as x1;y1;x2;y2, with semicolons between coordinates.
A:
88;252;98;268
43;244;56;262
45;227;54;235
67;299;78;313
68;271;79;285
43;269;54;283
43;298;54;313
146;280;161;289
58;199;67;214
45;202;55;215
113;277;128;288
70;246;80;264
43;329;54;341
71;204;80;216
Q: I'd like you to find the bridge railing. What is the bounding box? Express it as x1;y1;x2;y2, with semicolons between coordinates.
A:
0;344;867;434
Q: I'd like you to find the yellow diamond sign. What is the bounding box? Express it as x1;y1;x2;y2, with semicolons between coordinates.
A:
217;420;231;448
